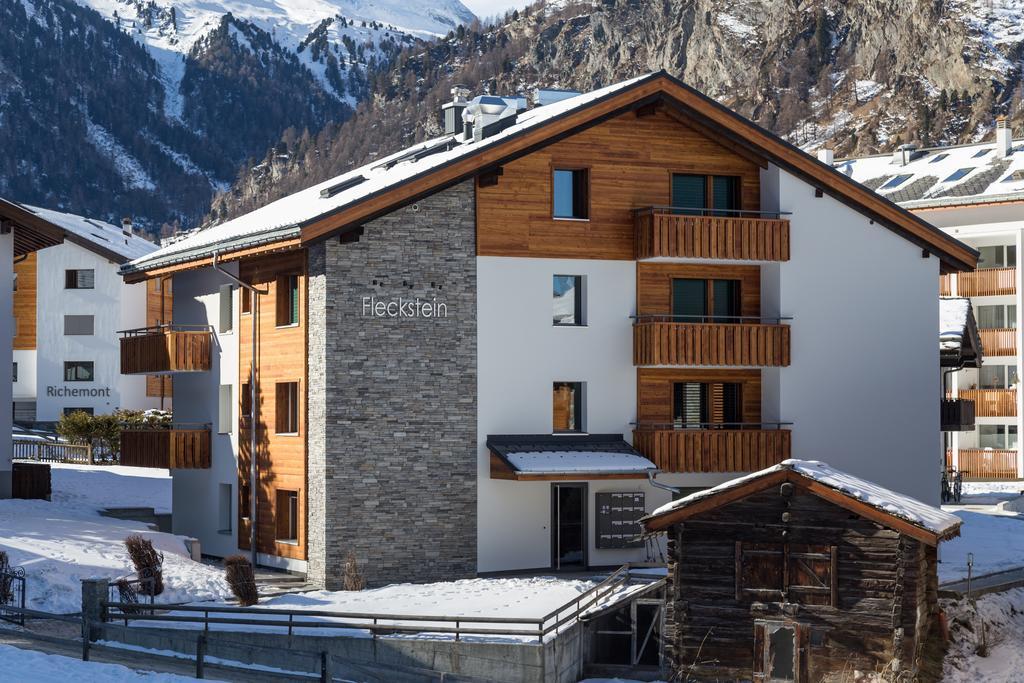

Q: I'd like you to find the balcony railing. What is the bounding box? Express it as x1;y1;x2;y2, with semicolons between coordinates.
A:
632;424;791;473
941;398;975;431
120;325;213;375
957;389;1016;417
634;207;790;261
948;449;1019;480
633;316;791;367
940;267;1016;297
120;425;211;469
979;328;1017;357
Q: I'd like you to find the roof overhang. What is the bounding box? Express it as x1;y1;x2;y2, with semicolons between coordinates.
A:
0;198;65;257
488;434;657;481
122;231;302;283
641;467;959;546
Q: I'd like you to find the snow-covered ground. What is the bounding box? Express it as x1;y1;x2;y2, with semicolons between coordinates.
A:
0;464;227;613
939;481;1024;582
943;588;1024;682
0;644;194;682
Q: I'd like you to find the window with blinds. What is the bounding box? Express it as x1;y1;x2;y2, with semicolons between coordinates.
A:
671;174;741;215
65;269;95;289
276;274;299;326
673;382;742;428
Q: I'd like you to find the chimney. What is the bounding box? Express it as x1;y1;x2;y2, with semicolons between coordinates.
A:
462;96;518;142
121;217;133;237
442;85;470;136
996;116;1013;158
892;143;917;167
532;88;581;107
817;148;834;165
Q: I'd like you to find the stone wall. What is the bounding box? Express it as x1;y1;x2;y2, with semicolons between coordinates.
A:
307;181;478;587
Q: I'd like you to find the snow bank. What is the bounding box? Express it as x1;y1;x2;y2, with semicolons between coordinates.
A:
939;509;1024;582
943;588;1024;682
0;643;194;682
49;463;172;514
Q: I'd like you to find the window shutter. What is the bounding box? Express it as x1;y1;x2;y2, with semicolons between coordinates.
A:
78;270;95;289
671;174;707;213
712;175;740;213
290;275;299;324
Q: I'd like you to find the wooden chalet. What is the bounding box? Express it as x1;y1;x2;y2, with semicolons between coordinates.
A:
642;459;961;682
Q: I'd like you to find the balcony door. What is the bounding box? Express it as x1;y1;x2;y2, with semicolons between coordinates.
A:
672;278;741;323
551;483;587;570
671;174;740;215
673;382;742;429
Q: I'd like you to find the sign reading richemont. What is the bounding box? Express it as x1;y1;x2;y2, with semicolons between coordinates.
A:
47;386;112;397
362;296;448;318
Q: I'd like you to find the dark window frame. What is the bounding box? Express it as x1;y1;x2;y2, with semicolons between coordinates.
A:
65;269;96;289
671;277;742;322
553;381;584;433
551;167;591;220
670;172;742;215
275;381;300;435
275;274;300;327
275;489;300;543
553;275;584;326
64;361;95;382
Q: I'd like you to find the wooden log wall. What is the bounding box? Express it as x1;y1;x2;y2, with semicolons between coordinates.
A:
666;488;932;681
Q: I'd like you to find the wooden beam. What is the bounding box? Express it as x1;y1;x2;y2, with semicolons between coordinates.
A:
642;469;790;531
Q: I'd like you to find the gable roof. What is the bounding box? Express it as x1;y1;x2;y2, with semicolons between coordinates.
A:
642;459;961;546
122;71;978;280
24;204;158;263
940;297;983;368
0;198;65;256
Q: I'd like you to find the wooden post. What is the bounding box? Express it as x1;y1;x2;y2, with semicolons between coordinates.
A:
320;651;330;683
196;633;206;679
87;442;94;466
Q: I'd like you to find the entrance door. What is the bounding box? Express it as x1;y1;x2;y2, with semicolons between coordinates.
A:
755;621;800;682
551;483;587;570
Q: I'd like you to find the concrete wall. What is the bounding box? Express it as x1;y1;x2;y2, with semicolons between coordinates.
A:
0;231;11;497
12;349;36;401
171;266;241;559
307;181;478;587
476;256;672;572
768;166;941;505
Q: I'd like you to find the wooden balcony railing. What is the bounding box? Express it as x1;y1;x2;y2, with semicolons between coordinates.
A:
979;328;1017;357
633;318;790;366
958;389;1017;417
120;426;211;469
940;267;1016;297
634;208;790;261
120;325;213;375
632;426;791;473
949;449;1019;480
941;398;975;431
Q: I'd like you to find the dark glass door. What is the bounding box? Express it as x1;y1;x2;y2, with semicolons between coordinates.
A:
552;484;587;569
671;174;706;215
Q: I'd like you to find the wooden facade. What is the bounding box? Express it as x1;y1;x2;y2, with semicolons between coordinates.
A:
633;428;790;473
979;328;1016;357
237;250;307;562
120;428;211;469
633;321;790;367
13;252;37;350
635;211;789;261
957;388;1015;417
120;328;212;374
648;473;952;682
952;448;1019;480
940;267;1016;297
637;368;762;425
476;109;762;260
146;276;174;398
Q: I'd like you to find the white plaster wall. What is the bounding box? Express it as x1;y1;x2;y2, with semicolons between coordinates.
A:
768;167;941;504
476;257;672;572
1;231;13;496
170;267;240;559
33;242;160;420
13;350;36;401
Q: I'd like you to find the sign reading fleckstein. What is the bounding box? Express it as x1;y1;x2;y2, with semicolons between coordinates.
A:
362;296;448;319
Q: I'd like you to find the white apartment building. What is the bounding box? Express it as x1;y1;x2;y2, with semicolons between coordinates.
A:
116;73;976;585
12;205;161;423
842;119;1024;479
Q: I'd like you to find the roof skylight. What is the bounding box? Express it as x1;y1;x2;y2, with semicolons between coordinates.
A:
972;148;992;158
943;168;974;182
881;174;914;189
929;153;949;163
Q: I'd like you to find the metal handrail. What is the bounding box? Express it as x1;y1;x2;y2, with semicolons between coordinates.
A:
121;422;211;431
632;314;792;324
633;206;791;218
117;324;214;337
633;421;793;430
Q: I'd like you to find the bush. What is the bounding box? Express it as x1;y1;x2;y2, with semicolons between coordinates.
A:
56;409;173;459
224;555;259;606
124;535;164;596
342;551;365;591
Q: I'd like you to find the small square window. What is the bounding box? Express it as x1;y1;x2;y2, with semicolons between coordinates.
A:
65;269;95;289
275;489;299;543
64;315;94;335
552;168;589;219
64;361;94;382
62;407;94;416
275;382;299;434
553;275;583;326
553;381;584;433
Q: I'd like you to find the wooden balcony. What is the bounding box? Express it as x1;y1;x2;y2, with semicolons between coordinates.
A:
979;328;1017;357
634;208;790;261
948;449;1019;480
940;267;1016;297
633;318;790;367
632;427;791;473
941;398;975;431
958;389;1016;417
120;325;213;375
120;426;211;469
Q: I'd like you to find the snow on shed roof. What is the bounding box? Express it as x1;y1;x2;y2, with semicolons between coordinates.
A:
24;205;158;262
124;75;652;273
645;459;962;541
505;451;656;475
940;297;982;367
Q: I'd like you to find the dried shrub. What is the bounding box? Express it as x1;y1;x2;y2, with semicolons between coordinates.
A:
225;555;259;606
342;551;366;591
124;535;164;595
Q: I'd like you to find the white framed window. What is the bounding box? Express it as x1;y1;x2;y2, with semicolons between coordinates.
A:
219;284;234;333
978;245;1016;270
553;275;584;326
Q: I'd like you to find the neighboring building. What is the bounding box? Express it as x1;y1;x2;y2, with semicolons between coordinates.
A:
0;199;65;497
940;297;982;440
840;120;1024;479
642;459;961;682
117;72;976;585
10;204;162;423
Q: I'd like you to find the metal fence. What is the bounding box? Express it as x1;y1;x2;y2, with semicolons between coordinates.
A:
0;568;27;626
12;440;94;464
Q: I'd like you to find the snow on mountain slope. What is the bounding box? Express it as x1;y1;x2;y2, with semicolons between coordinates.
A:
70;0;475;110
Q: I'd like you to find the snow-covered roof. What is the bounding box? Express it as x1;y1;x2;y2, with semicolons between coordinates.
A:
940;297;982;367
645;459;962;541
837;137;1024;209
23;204;158;262
505;451;656;475
125;74;651;274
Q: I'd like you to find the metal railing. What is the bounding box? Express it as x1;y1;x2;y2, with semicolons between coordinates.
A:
633;421;793;431
633;206;791;219
632;314;793;324
0;568;26;626
12;440;93;464
101;564;661;644
117;323;214;338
